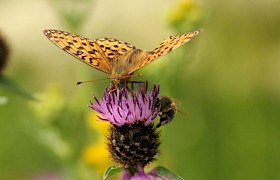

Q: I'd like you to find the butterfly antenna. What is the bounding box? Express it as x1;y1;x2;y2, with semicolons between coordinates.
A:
76;77;111;85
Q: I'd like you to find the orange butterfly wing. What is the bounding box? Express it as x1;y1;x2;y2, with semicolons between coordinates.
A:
128;29;201;74
44;29;136;74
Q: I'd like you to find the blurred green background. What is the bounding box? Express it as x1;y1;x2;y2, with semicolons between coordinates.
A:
0;0;280;179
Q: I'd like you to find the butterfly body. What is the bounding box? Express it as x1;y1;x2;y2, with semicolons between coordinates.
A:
44;29;201;88
110;49;149;88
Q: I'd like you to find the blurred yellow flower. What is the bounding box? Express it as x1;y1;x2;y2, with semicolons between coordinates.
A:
82;111;111;174
87;111;110;135
168;0;203;32
180;0;194;10
170;9;185;23
170;0;195;22
82;141;111;173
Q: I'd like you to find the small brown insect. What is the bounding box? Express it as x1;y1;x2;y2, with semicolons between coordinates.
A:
155;96;178;128
44;29;201;88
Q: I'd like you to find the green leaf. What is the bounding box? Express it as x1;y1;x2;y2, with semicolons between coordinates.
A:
0;75;37;101
150;166;184;180
103;166;122;180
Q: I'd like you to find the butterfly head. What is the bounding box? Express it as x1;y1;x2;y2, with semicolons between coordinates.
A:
110;72;131;89
111;77;130;89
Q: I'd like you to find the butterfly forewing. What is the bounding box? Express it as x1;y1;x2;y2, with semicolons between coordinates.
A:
128;29;201;74
44;29;136;74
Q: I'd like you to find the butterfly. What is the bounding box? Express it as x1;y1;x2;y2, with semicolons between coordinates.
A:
43;29;201;88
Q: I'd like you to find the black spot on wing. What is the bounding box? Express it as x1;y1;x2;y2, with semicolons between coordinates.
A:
121;48;127;52
75;50;83;55
63;46;71;50
88;50;97;54
89;42;94;46
68;42;74;46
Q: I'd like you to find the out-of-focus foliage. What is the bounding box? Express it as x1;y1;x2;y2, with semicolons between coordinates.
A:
48;0;96;32
0;0;280;179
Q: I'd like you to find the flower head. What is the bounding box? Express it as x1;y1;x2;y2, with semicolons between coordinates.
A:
90;83;161;170
90;83;159;126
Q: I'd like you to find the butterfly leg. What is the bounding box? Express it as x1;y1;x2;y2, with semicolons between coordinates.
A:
129;81;147;92
129;81;150;104
126;85;137;99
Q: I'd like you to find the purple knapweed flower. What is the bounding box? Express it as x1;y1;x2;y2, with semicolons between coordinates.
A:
90;83;161;169
90;83;159;126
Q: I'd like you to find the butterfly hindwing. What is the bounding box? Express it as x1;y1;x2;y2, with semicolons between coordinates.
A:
128;29;201;74
95;38;136;63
